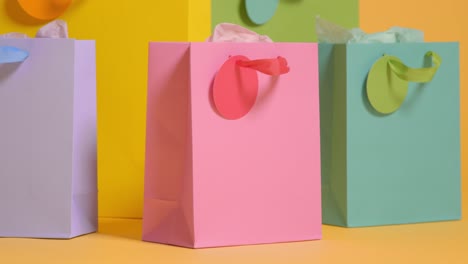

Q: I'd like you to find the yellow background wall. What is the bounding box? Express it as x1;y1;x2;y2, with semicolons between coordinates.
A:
360;0;467;215
1;0;465;218
0;0;210;218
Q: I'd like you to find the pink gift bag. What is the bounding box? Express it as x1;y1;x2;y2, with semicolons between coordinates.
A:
142;42;321;248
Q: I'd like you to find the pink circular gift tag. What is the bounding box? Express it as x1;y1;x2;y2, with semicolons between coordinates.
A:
213;56;259;120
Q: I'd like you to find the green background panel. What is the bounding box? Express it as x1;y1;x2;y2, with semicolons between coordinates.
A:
212;0;359;42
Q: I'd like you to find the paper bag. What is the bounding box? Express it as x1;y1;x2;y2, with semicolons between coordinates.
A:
320;42;461;227
143;42;321;248
0;38;97;238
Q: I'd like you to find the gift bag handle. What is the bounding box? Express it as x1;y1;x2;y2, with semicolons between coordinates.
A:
236;56;290;75
388;51;441;82
366;51;442;114
0;46;29;64
213;56;289;120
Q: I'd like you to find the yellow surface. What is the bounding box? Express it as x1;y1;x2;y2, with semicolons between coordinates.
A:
1;1;467;262
0;0;210;218
360;0;467;205
0;218;467;263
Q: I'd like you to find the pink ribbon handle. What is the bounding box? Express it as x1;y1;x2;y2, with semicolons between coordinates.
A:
212;55;290;120
236;56;290;76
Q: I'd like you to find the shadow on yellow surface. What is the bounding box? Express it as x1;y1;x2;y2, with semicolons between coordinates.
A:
1;218;468;263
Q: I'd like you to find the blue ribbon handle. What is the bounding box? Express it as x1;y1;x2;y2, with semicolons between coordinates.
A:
0;46;29;64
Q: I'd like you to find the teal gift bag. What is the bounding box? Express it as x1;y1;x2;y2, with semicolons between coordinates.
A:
320;43;461;227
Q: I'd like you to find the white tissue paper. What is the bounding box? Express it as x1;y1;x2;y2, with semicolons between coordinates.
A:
316;16;424;43
208;23;273;43
0;20;68;39
36;20;68;38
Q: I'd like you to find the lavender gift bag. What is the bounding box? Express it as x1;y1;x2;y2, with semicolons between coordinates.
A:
0;23;97;239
